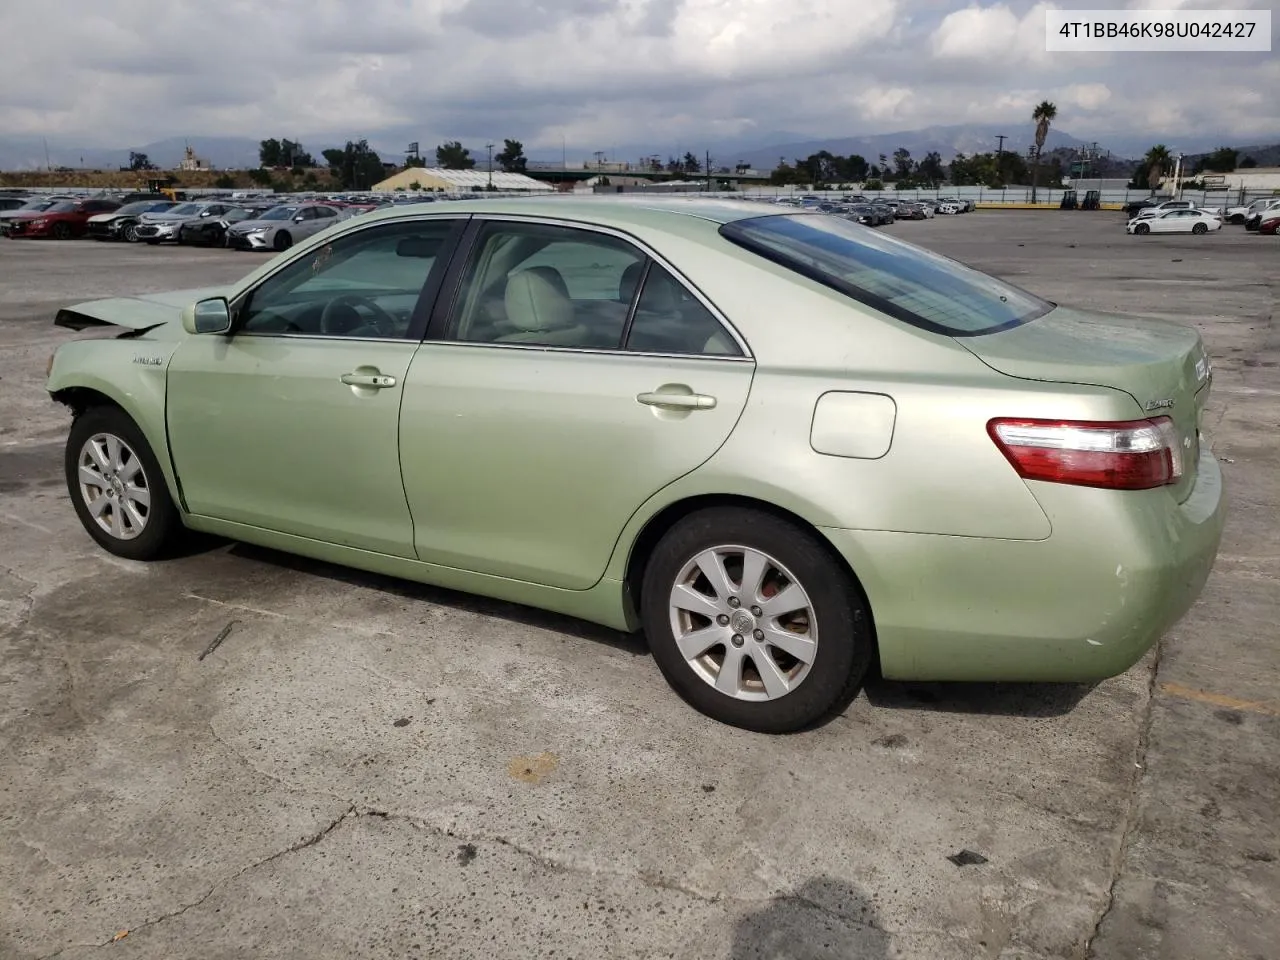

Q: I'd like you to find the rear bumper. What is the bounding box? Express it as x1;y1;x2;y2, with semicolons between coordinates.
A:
819;447;1226;682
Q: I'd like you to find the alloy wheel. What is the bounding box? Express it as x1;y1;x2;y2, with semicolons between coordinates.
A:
123;223;139;242
667;545;818;701
77;433;151;540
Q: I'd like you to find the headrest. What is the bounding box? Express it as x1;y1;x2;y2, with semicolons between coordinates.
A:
505;270;575;332
619;260;646;302
519;265;570;299
638;267;680;313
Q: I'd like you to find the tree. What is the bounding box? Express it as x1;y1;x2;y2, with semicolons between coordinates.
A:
247;167;273;186
1144;144;1172;193
1241;156;1257;168
408;180;423;191
1030;100;1057;203
892;148;914;180
496;139;527;173
404;155;427;168
769;161;799;185
799;151;838;186
260;138;314;168
128;151;154;171
323;139;386;189
917;151;945;184
863;178;884;192
682;152;701;174
214;173;236;189
835;154;868;181
260;138;282;167
435;140;475;169
1202;146;1239;173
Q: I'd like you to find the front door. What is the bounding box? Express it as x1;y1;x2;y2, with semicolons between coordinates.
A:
166;217;464;557
400;218;755;589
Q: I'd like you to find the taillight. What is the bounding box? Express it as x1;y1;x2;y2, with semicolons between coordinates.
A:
988;417;1183;490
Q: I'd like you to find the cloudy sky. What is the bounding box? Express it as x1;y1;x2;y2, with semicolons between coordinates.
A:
1;0;1275;155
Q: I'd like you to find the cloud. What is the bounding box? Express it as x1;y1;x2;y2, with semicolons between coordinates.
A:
0;0;1274;163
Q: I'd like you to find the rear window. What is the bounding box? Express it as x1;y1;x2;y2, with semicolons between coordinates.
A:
720;214;1051;336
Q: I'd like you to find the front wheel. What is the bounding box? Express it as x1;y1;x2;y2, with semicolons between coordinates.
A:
123;222;140;242
273;231;292;251
51;222;72;240
1135;222;1150;235
1192;222;1208;235
65;406;183;561
641;508;873;733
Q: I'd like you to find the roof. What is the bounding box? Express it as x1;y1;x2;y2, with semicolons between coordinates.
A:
346;195;782;232
373;167;553;191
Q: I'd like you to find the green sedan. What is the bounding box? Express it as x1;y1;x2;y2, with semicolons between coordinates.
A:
46;198;1225;732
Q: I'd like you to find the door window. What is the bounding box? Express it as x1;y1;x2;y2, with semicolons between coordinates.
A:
238;219;457;338
448;221;644;348
624;264;742;356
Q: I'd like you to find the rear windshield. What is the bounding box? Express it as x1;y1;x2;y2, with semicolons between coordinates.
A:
720;213;1051;336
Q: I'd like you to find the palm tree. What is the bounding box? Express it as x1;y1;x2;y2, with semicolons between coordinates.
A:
1030;100;1057;203
1144;144;1172;194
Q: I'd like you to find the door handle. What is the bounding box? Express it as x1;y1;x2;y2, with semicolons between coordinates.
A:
340;372;397;388
636;391;717;410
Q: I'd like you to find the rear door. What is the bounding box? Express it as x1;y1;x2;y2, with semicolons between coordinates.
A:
399;217;755;589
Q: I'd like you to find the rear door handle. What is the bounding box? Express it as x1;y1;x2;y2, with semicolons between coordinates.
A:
636;391;717;410
340;372;397;388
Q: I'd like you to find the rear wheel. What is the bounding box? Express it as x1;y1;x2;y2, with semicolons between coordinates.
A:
122;222;140;242
65;406;182;561
51;222;72;240
1135;222;1150;235
273;231;292;251
640;508;873;733
1192;222;1208;235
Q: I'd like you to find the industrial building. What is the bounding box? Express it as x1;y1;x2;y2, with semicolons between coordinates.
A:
372;167;553;193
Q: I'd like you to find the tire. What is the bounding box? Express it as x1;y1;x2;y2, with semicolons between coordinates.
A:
640;508;873;733
1229;215;1244;225
1135;222;1150;235
273;231;292;251
123;222;140;242
1192;222;1208;235
65;406;183;561
51;222;72;240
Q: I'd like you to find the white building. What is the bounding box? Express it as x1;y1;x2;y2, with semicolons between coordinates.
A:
372;167;553;193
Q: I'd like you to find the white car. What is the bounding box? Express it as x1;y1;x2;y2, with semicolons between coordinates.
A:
1127;209;1222;235
1224;197;1280;225
1133;199;1224;220
935;201;963;215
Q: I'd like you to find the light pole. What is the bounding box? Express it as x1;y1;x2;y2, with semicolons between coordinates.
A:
486;142;494;190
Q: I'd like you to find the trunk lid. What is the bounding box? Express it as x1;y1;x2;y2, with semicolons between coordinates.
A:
961;306;1211;501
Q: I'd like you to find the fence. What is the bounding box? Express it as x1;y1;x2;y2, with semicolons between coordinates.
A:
735;184;1280;208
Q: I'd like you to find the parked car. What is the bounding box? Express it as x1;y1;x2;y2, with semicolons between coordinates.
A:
1226;197;1280;226
0;196;31;211
1259;213;1280;235
45;198;1224;732
868;203;896;225
897;202;931;220
133;201;241;244
935;200;963;215
1127;209;1222;235
936;196;972;213
86;200;180;242
1132;199;1224;221
842;203;878;226
4;198;121;239
177;204;275;247
225;203;347;251
0;196;75;235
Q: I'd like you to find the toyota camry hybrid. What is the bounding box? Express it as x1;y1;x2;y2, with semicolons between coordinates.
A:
45;198;1225;732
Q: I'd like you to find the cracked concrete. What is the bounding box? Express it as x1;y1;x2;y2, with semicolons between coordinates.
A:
1;221;1276;960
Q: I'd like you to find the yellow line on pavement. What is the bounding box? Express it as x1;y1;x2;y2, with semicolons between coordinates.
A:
1158;681;1280;717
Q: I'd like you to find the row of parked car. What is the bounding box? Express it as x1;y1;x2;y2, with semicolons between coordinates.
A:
0;192;410;250
767;193;976;224
1121;195;1280;236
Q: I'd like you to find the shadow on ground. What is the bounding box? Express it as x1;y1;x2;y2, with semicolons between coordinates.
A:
731;876;891;959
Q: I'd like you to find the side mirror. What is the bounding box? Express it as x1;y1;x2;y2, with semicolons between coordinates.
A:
294;215;306;222
182;297;232;335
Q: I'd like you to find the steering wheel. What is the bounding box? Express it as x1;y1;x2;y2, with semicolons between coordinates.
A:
319;294;398;337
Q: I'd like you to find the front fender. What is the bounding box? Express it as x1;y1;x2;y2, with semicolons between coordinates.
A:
47;338;184;510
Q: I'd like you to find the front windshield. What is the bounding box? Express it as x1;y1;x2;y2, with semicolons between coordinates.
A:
45;202;78;213
20;199;54;211
721;213;1052;336
259;206;299;221
167;203;202;216
115;201;160;215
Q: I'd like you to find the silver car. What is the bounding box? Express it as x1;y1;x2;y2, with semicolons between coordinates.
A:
134;202;239;244
225;203;347;252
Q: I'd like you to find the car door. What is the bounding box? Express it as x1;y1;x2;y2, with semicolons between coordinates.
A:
166;216;466;556
399;217;755;590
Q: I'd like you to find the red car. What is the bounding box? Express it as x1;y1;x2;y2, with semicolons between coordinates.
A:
5;198;122;239
1259;214;1280;236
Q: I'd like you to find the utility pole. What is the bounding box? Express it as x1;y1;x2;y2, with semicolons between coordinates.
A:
706;150;712;192
996;134;1007;159
486;142;494;190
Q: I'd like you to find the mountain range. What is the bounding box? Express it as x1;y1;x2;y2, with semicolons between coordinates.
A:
1;126;1275;173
